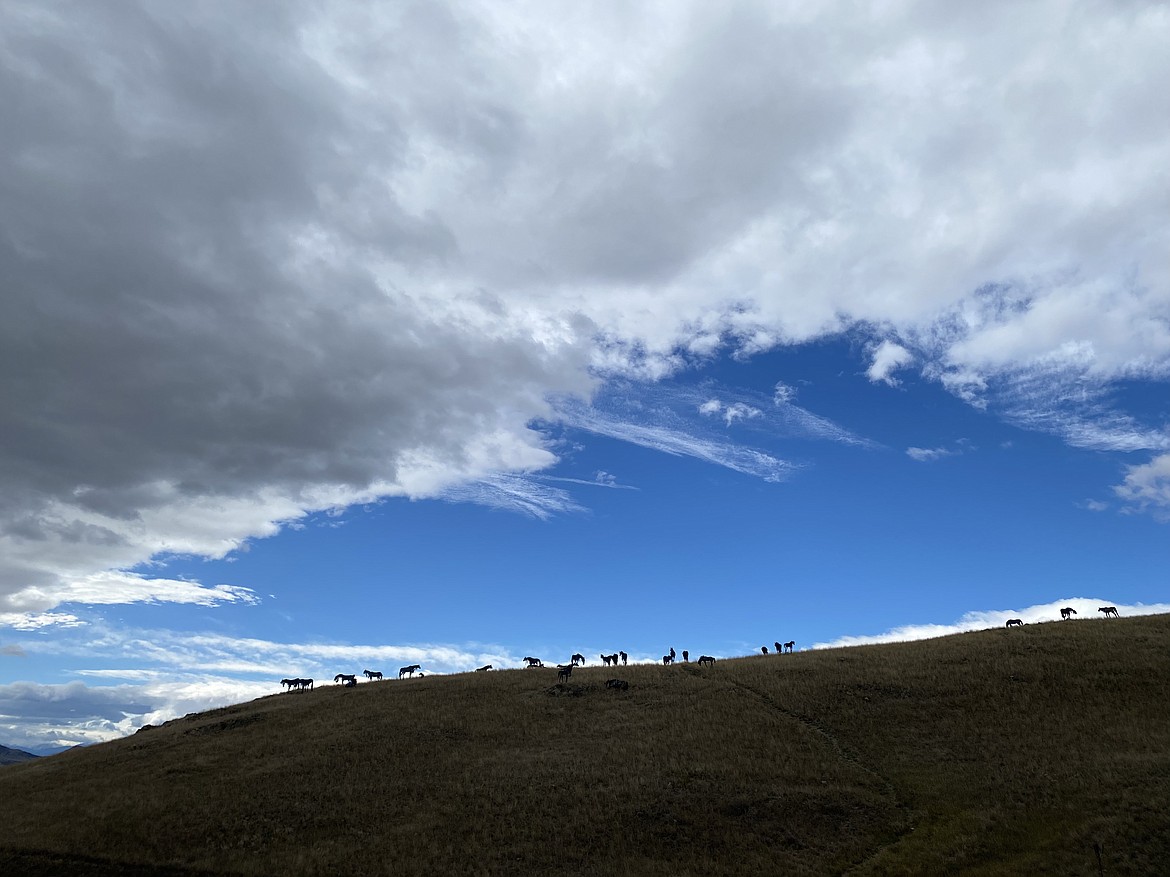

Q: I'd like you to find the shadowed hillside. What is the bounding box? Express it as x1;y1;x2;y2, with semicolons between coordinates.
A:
0;743;38;766
1;615;1167;876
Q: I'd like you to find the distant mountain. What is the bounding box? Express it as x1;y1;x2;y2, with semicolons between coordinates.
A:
0;744;37;766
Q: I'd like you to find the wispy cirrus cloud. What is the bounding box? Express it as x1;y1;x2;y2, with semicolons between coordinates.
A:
540;472;638;491
989;369;1170;453
550;377;872;487
555;395;797;483
437;473;584;519
908;289;1170;454
905;447;956;462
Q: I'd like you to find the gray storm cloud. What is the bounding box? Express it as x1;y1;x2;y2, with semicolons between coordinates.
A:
1;1;1168;611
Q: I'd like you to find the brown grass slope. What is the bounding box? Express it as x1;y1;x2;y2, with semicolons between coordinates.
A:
1;615;1167;876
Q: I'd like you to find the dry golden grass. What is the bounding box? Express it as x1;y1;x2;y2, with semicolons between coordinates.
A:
1;614;1167;875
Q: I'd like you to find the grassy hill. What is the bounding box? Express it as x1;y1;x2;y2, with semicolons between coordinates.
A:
1;614;1167;876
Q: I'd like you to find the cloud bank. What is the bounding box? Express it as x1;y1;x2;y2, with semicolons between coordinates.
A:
812;600;1170;649
2;0;1168;612
0;625;527;750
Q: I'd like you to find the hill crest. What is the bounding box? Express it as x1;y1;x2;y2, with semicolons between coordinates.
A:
1;615;1167;875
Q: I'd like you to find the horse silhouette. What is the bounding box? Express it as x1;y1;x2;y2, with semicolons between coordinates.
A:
761;646;769;655
1098;606;1119;617
783;640;795;653
475;664;493;672
523;657;544;668
1060;607;1077;620
682;650;689;662
619;651;628;665
662;654;673;665
571;653;585;666
697;655;715;666
557;665;573;682
1005;618;1024;628
335;674;357;687
362;669;383;681
399;664;422;678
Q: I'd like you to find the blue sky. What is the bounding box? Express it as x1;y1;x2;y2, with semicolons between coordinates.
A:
2;1;1169;753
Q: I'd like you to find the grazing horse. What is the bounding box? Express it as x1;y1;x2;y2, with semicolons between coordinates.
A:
399;664;422;678
605;679;629;690
1060;607;1077;620
363;669;383;681
524;657;544;668
620;651;628;665
280;678;298;691
475;664;493;672
697;655;715;666
335;674;357;687
571;653;585;666
682;650;689;662
784;641;795;653
298;678;314;690
761;646;769;655
1099;606;1119;618
662;654;673;665
557;665;573;682
1005;618;1024;628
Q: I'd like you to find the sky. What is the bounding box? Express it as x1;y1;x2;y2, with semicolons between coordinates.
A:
2;0;1168;754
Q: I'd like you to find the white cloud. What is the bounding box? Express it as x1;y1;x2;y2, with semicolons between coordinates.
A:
6;572;257;615
812;599;1170;649
867;340;914;385
772;381;797;405
723;402;763;426
0;612;85;631
700;398;764;426
1114;453;1170;520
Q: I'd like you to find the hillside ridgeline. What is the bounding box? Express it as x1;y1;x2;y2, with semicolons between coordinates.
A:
0;614;1167;876
0;744;38;766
